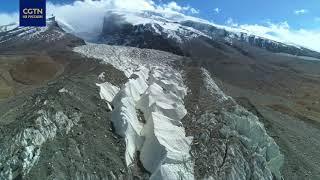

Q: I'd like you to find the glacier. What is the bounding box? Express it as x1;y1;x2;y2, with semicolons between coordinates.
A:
75;44;194;179
74;43;284;179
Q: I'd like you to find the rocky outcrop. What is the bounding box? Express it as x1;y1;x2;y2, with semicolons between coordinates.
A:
182;66;284;180
0;57;129;180
0;110;81;179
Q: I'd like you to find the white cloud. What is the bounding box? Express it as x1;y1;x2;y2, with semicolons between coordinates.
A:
238;21;320;52
214;8;220;14
163;2;183;11
0;0;159;31
294;9;309;15
0;0;200;26
226;17;238;27
48;0;199;34
0;13;18;25
161;2;199;14
45;0;199;32
190;8;200;14
0;0;199;35
45;0;160;33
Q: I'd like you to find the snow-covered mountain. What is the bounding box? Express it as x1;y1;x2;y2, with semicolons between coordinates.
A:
96;10;320;58
1;10;319;58
0;17;84;51
0;23;17;33
0;18;60;43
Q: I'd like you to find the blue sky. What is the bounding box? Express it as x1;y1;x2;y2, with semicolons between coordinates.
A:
1;0;319;29
159;0;320;30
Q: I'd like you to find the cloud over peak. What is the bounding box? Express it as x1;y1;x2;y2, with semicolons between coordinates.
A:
226;17;238;27
161;1;199;14
294;9;309;15
45;0;200;33
214;8;221;14
238;21;320;52
0;12;18;25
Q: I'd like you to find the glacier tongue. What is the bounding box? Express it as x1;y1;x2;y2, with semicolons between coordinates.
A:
76;44;194;179
136;67;193;179
111;65;193;179
96;82;120;102
111;66;149;166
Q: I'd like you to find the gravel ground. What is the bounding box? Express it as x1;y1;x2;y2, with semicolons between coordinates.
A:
0;51;132;179
180;65;283;180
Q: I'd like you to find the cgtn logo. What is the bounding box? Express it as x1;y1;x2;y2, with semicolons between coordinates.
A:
20;0;46;27
22;8;44;17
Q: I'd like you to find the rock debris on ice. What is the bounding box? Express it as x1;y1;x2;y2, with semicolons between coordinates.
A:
0;110;81;179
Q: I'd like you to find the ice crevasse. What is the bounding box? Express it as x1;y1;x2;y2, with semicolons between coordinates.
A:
97;65;194;180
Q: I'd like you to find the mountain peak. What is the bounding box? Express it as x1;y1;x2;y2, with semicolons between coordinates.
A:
93;10;320;58
0;17;84;51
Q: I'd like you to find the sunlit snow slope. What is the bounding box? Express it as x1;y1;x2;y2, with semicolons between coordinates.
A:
96;10;320;58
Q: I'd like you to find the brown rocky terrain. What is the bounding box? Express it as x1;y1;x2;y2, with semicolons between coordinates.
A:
180;39;320;179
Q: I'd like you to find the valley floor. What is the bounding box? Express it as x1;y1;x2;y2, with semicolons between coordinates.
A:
1;39;320;179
